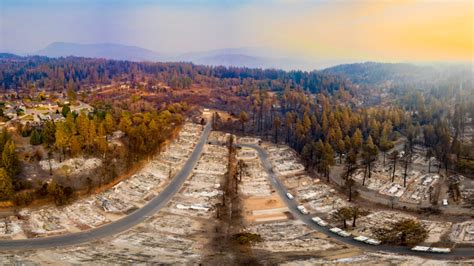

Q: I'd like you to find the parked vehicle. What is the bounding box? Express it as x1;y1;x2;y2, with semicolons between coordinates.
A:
430;247;451;253
329;227;350;237
353;235;381;245
442;199;448;206
365;238;381;245
286;192;294;200
338;230;351;237
411;246;451;253
412;246;430;252
311;217;328;227
297;205;309;214
317;219;328;227
354;235;369;242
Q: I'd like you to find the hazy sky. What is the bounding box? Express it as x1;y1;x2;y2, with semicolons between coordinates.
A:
0;0;472;62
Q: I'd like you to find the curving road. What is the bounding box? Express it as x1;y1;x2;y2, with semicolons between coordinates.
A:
0;122;212;251
240;143;474;260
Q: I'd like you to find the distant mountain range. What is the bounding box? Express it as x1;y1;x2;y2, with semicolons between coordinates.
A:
4;42;471;73
36;42;164;62
323;61;474;87
0;53;23;60
30;42;342;70
322;62;425;84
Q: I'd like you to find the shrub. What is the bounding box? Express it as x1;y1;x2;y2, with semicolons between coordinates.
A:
231;232;263;245
47;181;74;206
373;218;428;246
12;191;34;206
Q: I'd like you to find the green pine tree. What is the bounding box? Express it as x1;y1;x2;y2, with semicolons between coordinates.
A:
30;129;43;145
0;168;13;200
2;140;19;178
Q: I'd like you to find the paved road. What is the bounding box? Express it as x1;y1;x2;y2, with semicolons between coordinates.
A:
240;143;474;260
0;122;212;251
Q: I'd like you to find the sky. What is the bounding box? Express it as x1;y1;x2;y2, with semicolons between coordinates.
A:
0;0;472;63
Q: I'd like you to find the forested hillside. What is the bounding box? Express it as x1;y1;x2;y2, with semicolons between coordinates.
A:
0;55;352;95
0;54;472;206
322;62;473;88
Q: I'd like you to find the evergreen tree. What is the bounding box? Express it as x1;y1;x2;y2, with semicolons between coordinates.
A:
345;177;355;202
30;129;43;145
2;140;19;178
379;133;394;167
345;149;357;180
0;168;13;200
0;128;10;154
42;120;56;148
362;135;378;186
322;141;335;181
96;122;108;156
118;113;132;134
76;112;90;141
55;122;71;161
86;121;97;153
336;139;346;164
70;135;82;156
61;104;71;117
351;129;363;153
104;112;115;136
331;207;352;229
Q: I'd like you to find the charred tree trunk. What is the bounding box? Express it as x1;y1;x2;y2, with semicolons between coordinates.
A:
403;157;409;187
368;160;372;179
362;165;367;186
348;185;352;202
391;158;397;182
